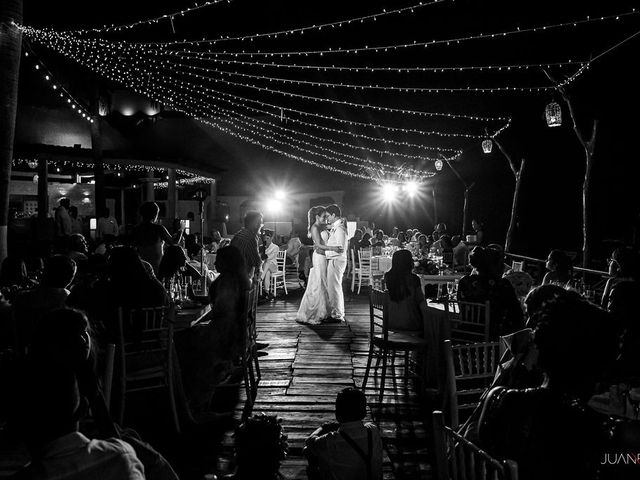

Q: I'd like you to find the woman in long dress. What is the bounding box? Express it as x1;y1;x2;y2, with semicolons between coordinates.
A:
296;206;341;324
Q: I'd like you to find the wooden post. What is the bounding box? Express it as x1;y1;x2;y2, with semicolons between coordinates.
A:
207;177;217;237
0;0;23;262
167;168;177;221
432;187;438;225
90;86;105;216
120;187;126;226
37;158;49;255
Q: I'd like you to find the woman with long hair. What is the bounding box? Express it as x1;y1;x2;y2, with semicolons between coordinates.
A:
384;249;426;332
542;249;574;287
296;206;341;324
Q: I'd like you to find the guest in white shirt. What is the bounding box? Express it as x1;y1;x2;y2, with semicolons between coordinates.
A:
96;207;119;241
13;366;145;480
304;387;383;480
261;231;280;294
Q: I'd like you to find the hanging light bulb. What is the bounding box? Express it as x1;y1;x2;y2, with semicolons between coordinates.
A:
435;159;443;171
545;101;562;127
482;138;493;154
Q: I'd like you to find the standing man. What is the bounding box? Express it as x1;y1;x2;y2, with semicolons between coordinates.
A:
230;210;263;283
54;198;72;253
96;207;119;242
325;205;347;322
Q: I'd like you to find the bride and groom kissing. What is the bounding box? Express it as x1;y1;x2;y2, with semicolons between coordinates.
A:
296;204;349;324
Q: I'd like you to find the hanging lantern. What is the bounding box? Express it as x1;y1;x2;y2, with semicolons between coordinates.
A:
27;159;38;169
545;101;562;127
435;159;443;171
482;138;493;154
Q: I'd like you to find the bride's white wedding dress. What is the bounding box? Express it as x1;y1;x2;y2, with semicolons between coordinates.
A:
296;230;329;324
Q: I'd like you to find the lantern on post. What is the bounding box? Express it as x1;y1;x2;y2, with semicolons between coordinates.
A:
434;159;443;171
482;138;493;154
545;101;562;127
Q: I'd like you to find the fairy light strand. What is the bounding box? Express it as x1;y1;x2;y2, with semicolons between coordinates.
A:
35;0;233;35
144;9;639;57
26;39;433;181
143;0;448;46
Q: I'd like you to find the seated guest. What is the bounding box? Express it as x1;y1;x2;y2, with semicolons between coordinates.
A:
108;246;167;310
12;255;76;355
157;244;189;288
260;230;280;297
457;246;524;339
471;219;484;245
477;293;619;480
602;246;639;308
359;232;372;249
388;231;405;248
208;229;223;252
12;367;145;480
417;234;430;256
348;230;363;264
604;248;640;377
175;246;250;413
0;256;34;302
67;233;89;265
132;201;183;274
371;230;385;247
452;235;469;268
542;249;574;287
304;387;382;480
384;249;427;333
286;230;302;266
440;235;454;266
225;414;288;480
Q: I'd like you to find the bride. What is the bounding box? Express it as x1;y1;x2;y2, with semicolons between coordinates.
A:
296;206;342;324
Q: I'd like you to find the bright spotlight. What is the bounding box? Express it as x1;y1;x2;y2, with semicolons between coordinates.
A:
275;189;285;200
404;181;418;196
266;199;282;213
382;183;397;202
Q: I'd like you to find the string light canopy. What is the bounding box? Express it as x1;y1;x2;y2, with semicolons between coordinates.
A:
545;101;562;127
435;159;444;171
482;138;493;153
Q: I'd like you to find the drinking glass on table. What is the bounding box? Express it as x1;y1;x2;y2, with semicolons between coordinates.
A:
447;282;455;299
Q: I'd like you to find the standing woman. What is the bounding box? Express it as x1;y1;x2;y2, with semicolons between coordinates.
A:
133;202;183;275
296;206;339;324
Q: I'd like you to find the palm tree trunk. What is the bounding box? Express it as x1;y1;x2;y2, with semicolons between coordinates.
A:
0;0;23;263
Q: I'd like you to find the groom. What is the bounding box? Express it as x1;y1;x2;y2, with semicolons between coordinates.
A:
324;204;348;322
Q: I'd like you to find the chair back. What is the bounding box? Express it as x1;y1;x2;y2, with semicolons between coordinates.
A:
446;300;491;343
443;339;501;428
368;287;389;342
443;251;454;267
276;250;287;272
511;260;524;272
431;410;518;480
117;306;173;386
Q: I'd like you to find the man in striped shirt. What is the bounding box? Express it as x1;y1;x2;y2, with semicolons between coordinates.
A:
231;210;264;282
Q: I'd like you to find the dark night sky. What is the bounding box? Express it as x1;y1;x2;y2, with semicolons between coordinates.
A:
17;0;640;263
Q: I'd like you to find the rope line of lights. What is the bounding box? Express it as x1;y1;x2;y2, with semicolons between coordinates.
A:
166;58;587;93
131;71;447;174
22;43;94;123
26;43;429;182
143;9;639;57
142;0;448;46
168;56;589;74
167;82;463;152
27;0;233;35
24;31;515;122
12;158;214;185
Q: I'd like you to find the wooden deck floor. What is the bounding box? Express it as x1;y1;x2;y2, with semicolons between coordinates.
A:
218;284;432;480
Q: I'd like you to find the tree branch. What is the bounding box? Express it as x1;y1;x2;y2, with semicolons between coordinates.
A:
492;136;517;177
